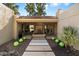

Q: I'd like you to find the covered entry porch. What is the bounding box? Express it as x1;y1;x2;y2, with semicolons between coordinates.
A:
14;16;58;39
17;22;57;38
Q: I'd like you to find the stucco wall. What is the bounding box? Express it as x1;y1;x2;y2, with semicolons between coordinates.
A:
58;4;79;50
0;4;14;45
58;4;79;36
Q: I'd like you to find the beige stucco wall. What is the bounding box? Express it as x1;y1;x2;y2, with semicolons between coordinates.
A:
0;4;14;45
58;4;79;50
58;4;79;36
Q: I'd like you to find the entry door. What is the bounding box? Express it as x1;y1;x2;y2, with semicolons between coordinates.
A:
34;23;44;34
35;25;43;34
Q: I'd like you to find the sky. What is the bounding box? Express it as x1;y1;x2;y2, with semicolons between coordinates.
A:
16;3;74;16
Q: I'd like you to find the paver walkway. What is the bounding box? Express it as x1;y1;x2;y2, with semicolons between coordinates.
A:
23;37;55;56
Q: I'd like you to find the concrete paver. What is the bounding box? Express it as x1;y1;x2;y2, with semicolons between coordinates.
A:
23;52;55;56
26;45;52;51
22;37;55;56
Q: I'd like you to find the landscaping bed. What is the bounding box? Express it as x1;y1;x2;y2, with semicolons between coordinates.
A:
0;39;31;56
46;38;79;56
46;26;79;56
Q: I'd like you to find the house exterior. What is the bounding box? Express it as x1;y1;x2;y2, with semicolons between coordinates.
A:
14;16;58;39
0;3;79;46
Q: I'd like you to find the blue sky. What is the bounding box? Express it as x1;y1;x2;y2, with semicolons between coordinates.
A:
16;3;74;16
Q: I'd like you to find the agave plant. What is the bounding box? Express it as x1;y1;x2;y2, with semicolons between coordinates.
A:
62;26;78;47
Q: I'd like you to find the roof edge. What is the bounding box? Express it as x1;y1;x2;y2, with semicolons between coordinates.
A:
16;16;57;19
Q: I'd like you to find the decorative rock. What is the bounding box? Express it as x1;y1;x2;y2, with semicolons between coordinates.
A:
0;51;8;56
0;50;19;56
8;50;19;56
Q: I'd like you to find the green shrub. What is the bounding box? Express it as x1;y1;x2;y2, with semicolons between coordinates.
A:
23;36;26;40
52;37;55;40
19;38;23;43
55;39;60;43
59;42;65;48
13;41;19;47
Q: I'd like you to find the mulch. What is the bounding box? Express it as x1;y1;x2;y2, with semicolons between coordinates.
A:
0;39;31;56
46;39;79;56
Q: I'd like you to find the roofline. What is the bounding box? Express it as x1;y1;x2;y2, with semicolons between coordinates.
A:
17;16;57;19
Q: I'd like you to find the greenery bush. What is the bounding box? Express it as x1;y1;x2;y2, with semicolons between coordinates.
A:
55;39;60;43
52;37;55;40
59;42;65;48
19;38;23;43
23;36;26;40
62;26;79;47
13;41;19;47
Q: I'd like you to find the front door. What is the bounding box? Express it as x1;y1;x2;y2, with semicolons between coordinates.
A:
34;23;44;34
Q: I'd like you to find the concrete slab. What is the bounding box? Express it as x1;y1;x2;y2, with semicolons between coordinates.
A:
32;38;45;40
23;52;55;56
29;40;49;45
46;36;53;39
26;45;52;51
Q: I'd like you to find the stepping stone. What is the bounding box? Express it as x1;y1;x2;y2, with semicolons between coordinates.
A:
29;40;49;45
32;38;45;40
32;34;45;38
46;36;53;39
23;52;55;56
29;43;49;45
26;45;52;51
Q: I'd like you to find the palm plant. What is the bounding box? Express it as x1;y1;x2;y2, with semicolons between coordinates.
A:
3;3;19;15
36;3;46;16
62;26;78;47
25;3;46;16
25;3;35;16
